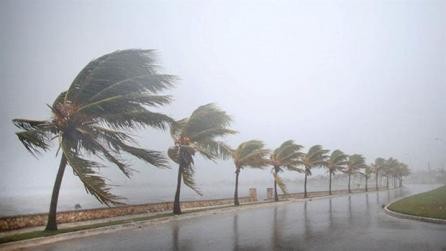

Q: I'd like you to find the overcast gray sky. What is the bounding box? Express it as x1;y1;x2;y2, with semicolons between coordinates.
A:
1;0;445;195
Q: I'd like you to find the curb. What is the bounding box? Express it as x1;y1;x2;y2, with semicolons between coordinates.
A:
383;192;446;225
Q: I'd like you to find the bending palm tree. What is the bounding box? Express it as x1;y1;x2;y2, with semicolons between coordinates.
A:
372;157;385;191
270;140;303;202
325;150;347;195
300;145;329;198
230;140;270;206
13;49;175;231
397;162;410;187
361;164;373;192
168;104;236;214
345;154;367;193
385;157;399;189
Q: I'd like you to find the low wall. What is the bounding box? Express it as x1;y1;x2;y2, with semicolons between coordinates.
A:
0;196;254;232
276;187;385;200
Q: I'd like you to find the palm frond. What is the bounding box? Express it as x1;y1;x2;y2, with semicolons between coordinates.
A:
167;146;180;164
13;119;58;156
78;93;172;115
272;171;288;194
99;107;174;130
303;145;329;168
193;140;232;161
52;91;67;108
85;125;168;168
286;165;304;173
12;119;52;131
75;127;133;177
239;149;271;168
66;49;175;105
183;103;233;138
15;130;52;156
182;164;203;196
235;140;270;168
62;140;124;206
345;154;367;174
119;144;169;168
271;140;303;167
190;128;237;142
170;118;188;140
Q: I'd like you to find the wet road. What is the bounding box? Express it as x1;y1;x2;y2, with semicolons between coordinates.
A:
32;185;446;251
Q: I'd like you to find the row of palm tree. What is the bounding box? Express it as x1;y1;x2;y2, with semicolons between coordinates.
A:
228;141;410;206
12;49;410;231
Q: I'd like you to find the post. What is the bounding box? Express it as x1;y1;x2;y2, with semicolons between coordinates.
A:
249;188;257;202
267;188;273;200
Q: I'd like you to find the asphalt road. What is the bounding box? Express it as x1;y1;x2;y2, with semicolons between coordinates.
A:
31;185;446;251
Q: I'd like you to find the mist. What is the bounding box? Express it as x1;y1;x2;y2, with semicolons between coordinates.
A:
1;0;445;214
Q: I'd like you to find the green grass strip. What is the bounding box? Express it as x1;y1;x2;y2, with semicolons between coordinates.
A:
389;185;446;220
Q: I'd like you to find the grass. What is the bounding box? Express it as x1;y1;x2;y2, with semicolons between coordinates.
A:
388;185;446;220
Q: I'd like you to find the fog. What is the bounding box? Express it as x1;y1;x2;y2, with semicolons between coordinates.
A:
0;0;445;212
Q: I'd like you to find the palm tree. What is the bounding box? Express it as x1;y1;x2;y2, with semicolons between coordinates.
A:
230;140;270;206
345;154;367;193
12;49;175;231
168;104;236;214
300;145;329;198
398;162;410;187
325;150;347;195
371;157;385;191
269;140;303;201
361;165;373;192
385;158;399;189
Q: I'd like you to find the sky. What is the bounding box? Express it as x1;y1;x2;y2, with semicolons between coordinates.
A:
0;0;445;201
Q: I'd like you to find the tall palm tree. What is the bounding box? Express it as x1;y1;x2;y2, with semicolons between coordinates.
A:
300;145;329;198
345;154;367;193
269;140;303;202
12;49;175;231
385;158;399;189
361;165;373;192
371;157;385;191
230;140;270;206
398;162;410;187
168;104;236;214
325;150;347;195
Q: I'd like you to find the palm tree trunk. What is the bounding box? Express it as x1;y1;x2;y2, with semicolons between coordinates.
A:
274;166;279;202
45;155;67;231
329;171;332;195
365;176;368;192
348;174;352;193
348;173;352;193
304;170;308;198
173;163;183;215
375;171;379;191
234;167;240;206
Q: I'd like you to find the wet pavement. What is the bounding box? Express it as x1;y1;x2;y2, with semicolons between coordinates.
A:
31;185;446;251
